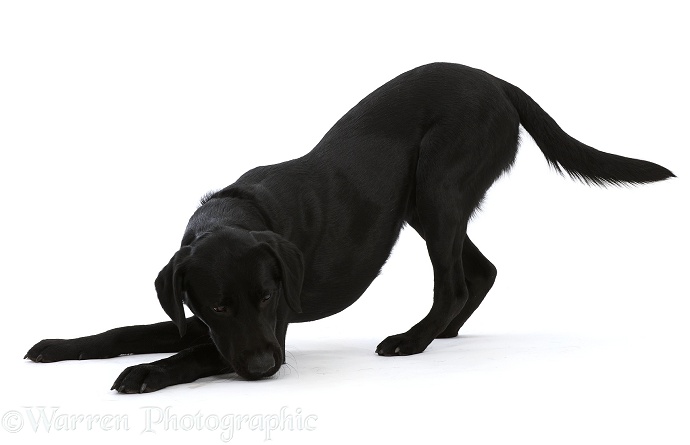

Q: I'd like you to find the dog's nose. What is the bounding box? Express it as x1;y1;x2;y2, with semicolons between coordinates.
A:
245;352;276;377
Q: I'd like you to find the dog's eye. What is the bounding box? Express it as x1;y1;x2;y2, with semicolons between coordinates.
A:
212;306;228;313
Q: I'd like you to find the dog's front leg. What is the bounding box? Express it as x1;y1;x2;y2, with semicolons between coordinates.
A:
25;317;209;362
112;343;231;393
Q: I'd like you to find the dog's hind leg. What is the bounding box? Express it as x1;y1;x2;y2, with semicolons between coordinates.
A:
377;139;479;356
436;236;497;338
378;103;516;356
377;213;470;356
25;317;210;363
407;219;497;338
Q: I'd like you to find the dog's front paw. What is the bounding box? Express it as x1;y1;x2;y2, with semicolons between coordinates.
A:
112;364;171;394
376;333;431;356
25;339;94;363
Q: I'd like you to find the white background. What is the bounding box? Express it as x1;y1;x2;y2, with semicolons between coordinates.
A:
1;1;688;444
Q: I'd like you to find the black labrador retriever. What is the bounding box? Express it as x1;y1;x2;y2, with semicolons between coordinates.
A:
25;63;674;393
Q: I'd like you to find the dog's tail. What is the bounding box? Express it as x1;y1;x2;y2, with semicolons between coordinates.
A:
498;79;675;186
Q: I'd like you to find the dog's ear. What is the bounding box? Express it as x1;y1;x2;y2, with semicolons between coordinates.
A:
155;246;192;336
251;231;304;314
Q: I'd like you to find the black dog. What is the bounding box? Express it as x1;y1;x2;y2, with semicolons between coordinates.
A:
25;63;674;393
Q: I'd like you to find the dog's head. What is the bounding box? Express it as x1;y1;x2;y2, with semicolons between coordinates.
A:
154;228;304;380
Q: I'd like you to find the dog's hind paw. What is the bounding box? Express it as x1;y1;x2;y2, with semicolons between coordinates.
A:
25;339;93;363
376;333;431;356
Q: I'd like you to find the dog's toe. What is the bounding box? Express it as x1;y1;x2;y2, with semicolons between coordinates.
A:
112;364;169;394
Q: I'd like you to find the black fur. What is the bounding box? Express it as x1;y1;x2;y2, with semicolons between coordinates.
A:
25;63;674;393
